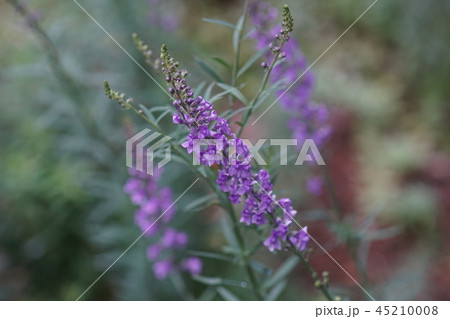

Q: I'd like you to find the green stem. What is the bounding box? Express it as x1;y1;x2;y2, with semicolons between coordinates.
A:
266;213;333;300
229;0;250;110
7;0;78;95
286;238;333;301
237;43;285;137
321;160;370;296
322;164;343;221
8;0;112;155
221;194;264;301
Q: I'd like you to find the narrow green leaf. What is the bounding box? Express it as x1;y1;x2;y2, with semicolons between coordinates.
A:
252;91;270;110
249;260;273;276
264;86;287;94
198;286;217;301
242;26;256;41
237;47;269;78
188;250;235;262
210;84;246;103
204;82;216;101
266;280;287;301
194;81;206;97
209;89;233;104
168;154;188;165
194;56;224;83
221;246;241;256
262;255;299;290
211;57;232;70
183;194;217;212
156;109;172;123
216;83;248;105
169;272;187;297
192;275;222;286
192;275;245;288
220;218;239;249
222;105;252;120
217;287;240;301
138;104;156;123
147;105;173;112
233;15;245;53
203;18;235;30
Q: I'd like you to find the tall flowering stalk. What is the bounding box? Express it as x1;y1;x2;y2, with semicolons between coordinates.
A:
160;36;309;254
238;4;294;137
249;0;331;147
249;0;332;195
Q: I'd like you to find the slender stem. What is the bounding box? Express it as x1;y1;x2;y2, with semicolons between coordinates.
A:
7;0;78;95
321;160;370;296
266;213;333;300
221;194;264;301
322;164;343;221
237;43;284;137
286;238;333;301
348;239;369;290
229;0;250;110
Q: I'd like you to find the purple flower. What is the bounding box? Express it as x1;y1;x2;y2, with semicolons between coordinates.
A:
162;228;188;248
307;176;323;196
264;233;282;252
182;257;203;276
264;218;290;252
153;259;173;280
147;244;162;261
124;156;199;279
289;227;310;251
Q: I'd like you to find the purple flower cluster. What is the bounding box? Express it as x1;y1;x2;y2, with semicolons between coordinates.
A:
124;165;202;279
249;0;331;149
160;42;309;253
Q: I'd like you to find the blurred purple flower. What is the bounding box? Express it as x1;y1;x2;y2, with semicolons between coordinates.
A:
124;157;201;279
147;0;181;33
307;176;323;196
146;244;162;261
153;259;174;280
182;257;203;276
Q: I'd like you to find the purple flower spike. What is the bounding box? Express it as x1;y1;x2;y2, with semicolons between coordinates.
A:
160;12;309;253
124;151;196;279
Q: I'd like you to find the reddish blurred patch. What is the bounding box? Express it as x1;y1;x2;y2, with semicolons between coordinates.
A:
296;109;450;300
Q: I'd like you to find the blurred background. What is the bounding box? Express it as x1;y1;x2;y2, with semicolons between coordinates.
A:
0;0;449;300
